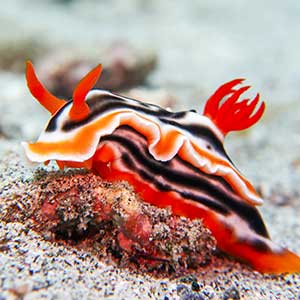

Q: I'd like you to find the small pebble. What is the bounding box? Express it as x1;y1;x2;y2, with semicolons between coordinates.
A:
223;286;240;300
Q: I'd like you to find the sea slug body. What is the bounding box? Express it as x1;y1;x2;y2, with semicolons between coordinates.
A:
22;61;300;273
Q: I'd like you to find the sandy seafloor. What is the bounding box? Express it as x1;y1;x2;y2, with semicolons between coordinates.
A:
1;0;300;299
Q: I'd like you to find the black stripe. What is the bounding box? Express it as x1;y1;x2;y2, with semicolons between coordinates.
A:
47;92;228;161
60;94;189;131
55;93;229;161
120;149;229;215
159;118;229;160
102;126;232;196
100;126;269;238
101;128;228;197
239;237;271;253
45;101;72;132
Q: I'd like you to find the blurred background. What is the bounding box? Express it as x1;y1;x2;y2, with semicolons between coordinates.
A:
0;0;300;195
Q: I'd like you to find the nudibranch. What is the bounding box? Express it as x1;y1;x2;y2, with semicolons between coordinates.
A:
22;61;300;273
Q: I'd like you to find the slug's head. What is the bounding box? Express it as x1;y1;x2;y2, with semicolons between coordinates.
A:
203;79;265;138
25;61;102;121
23;62;102;165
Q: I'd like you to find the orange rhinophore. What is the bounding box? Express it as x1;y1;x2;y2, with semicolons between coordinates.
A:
22;61;300;273
70;64;102;121
26;61;66;115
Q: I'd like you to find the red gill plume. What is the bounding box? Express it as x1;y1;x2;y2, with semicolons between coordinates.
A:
203;79;265;136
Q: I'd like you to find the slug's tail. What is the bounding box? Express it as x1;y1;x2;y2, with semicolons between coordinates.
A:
235;245;300;274
253;250;300;273
211;223;300;274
